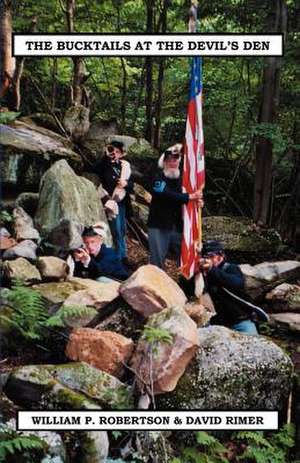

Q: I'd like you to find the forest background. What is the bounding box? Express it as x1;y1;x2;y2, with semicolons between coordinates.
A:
0;0;299;249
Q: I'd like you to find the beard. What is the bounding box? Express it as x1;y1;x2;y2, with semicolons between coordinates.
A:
163;167;180;179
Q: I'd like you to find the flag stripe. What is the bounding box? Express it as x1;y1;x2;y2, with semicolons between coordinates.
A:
180;56;205;279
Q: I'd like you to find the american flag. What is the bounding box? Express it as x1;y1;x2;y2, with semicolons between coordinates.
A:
180;56;205;279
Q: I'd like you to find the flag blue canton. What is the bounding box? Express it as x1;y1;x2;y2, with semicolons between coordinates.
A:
189;56;202;99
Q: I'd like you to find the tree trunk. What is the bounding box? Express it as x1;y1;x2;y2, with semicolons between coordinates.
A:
0;0;15;104
145;0;154;143
253;0;287;225
153;0;168;149
65;0;87;106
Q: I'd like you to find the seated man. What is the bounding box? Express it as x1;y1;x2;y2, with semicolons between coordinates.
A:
196;240;260;335
73;224;129;281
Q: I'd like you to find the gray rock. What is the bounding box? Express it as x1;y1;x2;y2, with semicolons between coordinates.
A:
3;365;99;410
0;120;81;190
49;363;133;409
270;313;300;334
12;206;40;241
157;326;293;411
34;160;111;242
78;430;109;463
265;283;300;313
3;363;133;410
37;256;69;281
2;257;41;284
241;260;300;299
3;239;37;260
81;119;119;160
63;104;90;141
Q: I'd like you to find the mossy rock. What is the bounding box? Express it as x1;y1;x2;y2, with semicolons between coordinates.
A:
127;138;158;159
32;281;88;304
49;362;133;409
157;326;293;411
203;216;282;254
3;365;100;410
3;363;133;411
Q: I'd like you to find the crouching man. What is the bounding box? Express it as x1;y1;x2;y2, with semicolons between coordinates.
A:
73;224;129;282
196;240;267;335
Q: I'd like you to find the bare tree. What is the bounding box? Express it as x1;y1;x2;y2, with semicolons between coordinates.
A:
253;0;287;225
0;0;15;106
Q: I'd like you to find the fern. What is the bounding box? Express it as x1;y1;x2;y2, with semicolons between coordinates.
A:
45;304;97;328
2;284;48;341
1;284;96;342
0;426;45;462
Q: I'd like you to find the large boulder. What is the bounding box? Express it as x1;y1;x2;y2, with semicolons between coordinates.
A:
157;326;293;411
32;280;93;304
3;365;99;410
2;258;41;284
265;283;300;313
0;120;81;191
120;265;187;318
241;260;300;299
32;277;118;306
63;279;120;310
203;216;282;256
81;119;118;160
36;256;69;281
12;207;40;241
63;104;90;141
3;362;133;411
50;362;133;409
34;160;110;238
131;307;199;395
3;239;37;260
65;328;134;378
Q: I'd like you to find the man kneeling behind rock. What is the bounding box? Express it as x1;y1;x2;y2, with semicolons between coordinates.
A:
72;223;129;282
194;240;268;335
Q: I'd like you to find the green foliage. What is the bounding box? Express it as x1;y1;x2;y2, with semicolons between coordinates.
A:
1;284;95;343
251;123;290;155
0;424;45;463
0;209;13;225
45;304;97;328
0;111;21;124
235;424;295;463
172;425;295;463
2;283;49;341
141;326;173;354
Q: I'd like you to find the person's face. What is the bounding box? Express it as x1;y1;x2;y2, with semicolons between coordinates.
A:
204;253;224;267
83;235;102;256
106;145;122;162
164;154;181;169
